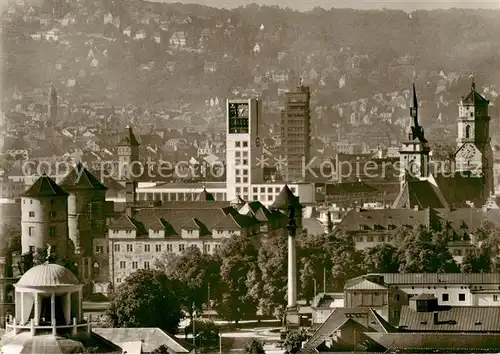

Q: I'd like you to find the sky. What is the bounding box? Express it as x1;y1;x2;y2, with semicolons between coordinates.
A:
151;0;500;12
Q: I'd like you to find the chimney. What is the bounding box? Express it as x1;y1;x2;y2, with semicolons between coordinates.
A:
433;311;439;325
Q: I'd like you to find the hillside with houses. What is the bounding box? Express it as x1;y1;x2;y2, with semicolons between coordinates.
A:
3;0;500;148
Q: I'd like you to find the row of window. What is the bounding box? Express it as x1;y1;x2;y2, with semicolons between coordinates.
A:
234;141;249;148
113;243;220;253
28;211;57;218
235;151;249;158
27;226;56;237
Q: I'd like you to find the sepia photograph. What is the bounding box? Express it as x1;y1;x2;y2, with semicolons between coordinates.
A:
2;0;500;353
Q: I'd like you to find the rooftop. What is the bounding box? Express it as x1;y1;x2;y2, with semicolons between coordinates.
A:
17;263;80;287
22;174;69;198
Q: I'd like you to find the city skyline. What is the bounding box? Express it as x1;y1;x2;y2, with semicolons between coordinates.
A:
152;0;500;12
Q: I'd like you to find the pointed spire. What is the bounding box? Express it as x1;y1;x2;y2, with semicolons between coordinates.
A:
410;82;419;127
471;77;476;91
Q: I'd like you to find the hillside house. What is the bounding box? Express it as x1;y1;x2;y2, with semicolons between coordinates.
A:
134;29;146;40
169;31;187;47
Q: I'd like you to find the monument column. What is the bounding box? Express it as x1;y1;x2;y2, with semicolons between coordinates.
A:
286;205;300;330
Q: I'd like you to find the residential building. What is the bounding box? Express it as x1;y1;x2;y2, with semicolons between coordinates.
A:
280;83;311;182
344;273;500;326
106;194;287;287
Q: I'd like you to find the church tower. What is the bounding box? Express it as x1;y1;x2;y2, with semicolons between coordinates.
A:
399;83;430;186
455;79;493;198
117;125;140;181
49;83;58;122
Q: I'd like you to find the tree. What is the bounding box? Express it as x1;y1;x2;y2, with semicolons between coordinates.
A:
155;246;220;319
214;235;259;323
461;246;491;273
184;319;220;346
326;233;365;291
151;344;170;354
395;225;460;273
283;330;307;354
362;244;401;273
105;269;183;333
245;339;265;354
297;233;333;303
250;232;288;320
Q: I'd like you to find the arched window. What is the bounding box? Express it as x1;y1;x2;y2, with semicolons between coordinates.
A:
465;125;471;139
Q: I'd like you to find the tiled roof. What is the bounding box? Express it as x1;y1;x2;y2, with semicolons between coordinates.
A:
399;306;500;332
336;208;428;232
300;307;394;354
271;184;302;210
345;279;388;291
325;182;378;195
393;180;447;209
59;163;107;191
434;172;485;208
22;174;69;198
363;273;500;285
93;328;193;353
462;85;489;105
365;332;500;351
213;211;258;229
411;293;436;300
109;214;147;236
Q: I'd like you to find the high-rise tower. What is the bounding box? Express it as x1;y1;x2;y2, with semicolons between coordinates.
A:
399;83;430;186
225;98;263;201
280;81;311;182
49;83;58;122
455;79;493;199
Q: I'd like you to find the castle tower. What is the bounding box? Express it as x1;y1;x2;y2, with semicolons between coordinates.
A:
21;174;69;260
271;185;302;331
399;83;430;187
455;79;493;199
59;163;107;281
225;98;263;202
49;83;58;122
117;125;140;181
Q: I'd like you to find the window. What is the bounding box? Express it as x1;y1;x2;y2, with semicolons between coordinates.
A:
235;141;241;148
95;246;104;253
243;177;248;183
465;125;471;139
367;236;373;242
236;177;241;183
119;261;126;269
178;244;185;252
114;244;120;252
204;244;211;253
29;246;35;253
127;244;133;252
116;278;122;283
49;226;56;237
243;169;248;176
144;244;150;252
253;187;258;193
144;261;150;269
49;211;56;218
28;227;35;237
235;151;241;157
442;293;449;301
494;295;498;302
236;169;240;175
29;211;35;217
166;244;173;252
242;141;248;147
260;187;265;193
459;293;465;301
242;159;248;165
395;294;400;301
156;244;162;252
132;261;138;269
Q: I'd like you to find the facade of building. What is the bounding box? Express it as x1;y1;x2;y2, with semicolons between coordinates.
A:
117;126;140;181
280;84;311;182
106;192;288;287
225;98;264;202
344;273;500;326
20;174;69;260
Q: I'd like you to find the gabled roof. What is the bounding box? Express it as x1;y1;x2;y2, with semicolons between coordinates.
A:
393;180;448;209
59;163;107;191
433;173;484;208
109;214;147;236
271;184;302;210
345;279;388;291
360;273;500;285
181;217;211;236
118;126;140;146
22;174;69;198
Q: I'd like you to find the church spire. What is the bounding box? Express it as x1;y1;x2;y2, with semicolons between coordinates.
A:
471;77;476;91
408;83;427;143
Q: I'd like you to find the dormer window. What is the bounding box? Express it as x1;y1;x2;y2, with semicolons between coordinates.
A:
125;230;132;234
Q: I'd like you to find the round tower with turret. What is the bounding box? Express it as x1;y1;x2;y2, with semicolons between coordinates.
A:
21;174;69;261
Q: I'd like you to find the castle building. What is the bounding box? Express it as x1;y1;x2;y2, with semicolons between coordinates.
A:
393;80;493;209
21;174;69;260
280;83;311;182
59;163;109;283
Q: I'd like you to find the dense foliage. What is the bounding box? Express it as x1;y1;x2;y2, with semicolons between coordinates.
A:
245;339;265;354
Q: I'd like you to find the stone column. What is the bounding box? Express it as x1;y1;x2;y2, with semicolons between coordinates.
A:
51;292;56;335
65;292;71;325
287;234;297;308
77;289;82;321
20;292;24;325
34;293;40;326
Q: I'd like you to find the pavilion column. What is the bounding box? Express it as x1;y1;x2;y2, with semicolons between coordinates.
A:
34;293;40;325
51;292;56;335
65;292;71;325
20;292;24;324
77;289;82;321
